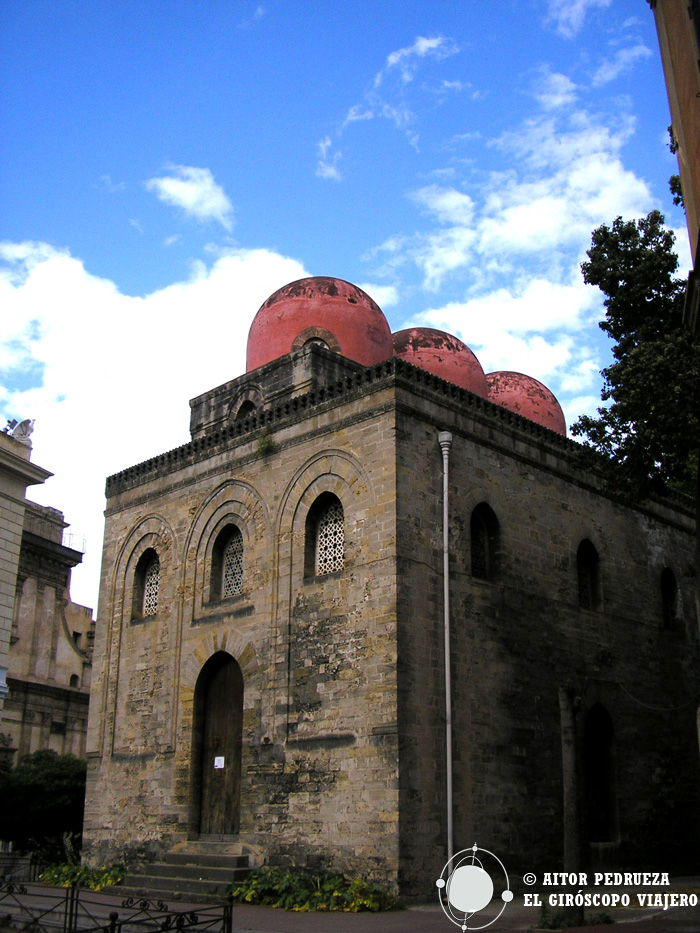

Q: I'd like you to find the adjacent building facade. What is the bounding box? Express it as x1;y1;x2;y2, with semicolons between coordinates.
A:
648;0;700;331
83;278;699;897
0;501;94;769
0;427;50;725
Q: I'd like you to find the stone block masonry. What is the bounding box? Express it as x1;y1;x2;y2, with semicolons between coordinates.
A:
84;335;699;899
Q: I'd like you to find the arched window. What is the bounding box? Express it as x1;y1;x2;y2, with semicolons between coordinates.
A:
143;554;160;616
303;337;329;350
235;399;256;421
661;567;679;630
211;525;244;601
470;503;499;580
133;548;160;619
305;493;344;577
69;674;80;688
584;704;618;844
292;327;341;354
577;539;601;610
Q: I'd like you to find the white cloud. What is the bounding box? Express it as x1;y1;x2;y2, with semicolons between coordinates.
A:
342;105;374;128
382;36;459;86
592;43;654;86
411;185;475;226
545;0;612;39
0;242;307;609
533;67;578;111
406;275;604;434
145;165;234;230
316;137;343;181
357;282;399;308
370;87;662;430
383;109;652;290
417;276;598;353
322;35;462;174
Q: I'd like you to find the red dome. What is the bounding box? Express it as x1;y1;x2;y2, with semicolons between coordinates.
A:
486;371;566;436
246;277;393;371
392;328;489;397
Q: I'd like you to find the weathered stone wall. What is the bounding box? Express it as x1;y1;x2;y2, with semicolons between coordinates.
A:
189;343;364;439
84;354;699;897
1;501;93;764
84;362;400;883
0;432;50;718
394;377;699;896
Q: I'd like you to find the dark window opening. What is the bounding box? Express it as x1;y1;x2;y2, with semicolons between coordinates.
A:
235;400;256;421
661;567;679;630
577;539;601;610
471;503;500;580
304;337;330;350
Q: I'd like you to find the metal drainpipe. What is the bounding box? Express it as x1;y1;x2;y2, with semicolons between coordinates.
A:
438;430;454;862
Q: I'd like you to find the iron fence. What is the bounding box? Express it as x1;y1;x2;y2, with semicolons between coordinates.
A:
0;854;42;883
0;883;233;933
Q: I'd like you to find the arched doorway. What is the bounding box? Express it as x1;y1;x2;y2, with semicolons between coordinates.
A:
192;652;244;835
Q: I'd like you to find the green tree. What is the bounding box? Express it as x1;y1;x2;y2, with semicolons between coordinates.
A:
571;210;700;499
0;750;87;859
667;126;684;210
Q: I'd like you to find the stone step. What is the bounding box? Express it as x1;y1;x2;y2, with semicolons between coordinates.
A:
117;873;242;901
116;883;227;904
141;862;248;882
164;852;249;868
116;839;259;903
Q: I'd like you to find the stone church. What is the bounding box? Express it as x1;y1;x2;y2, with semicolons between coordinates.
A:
83;277;699;897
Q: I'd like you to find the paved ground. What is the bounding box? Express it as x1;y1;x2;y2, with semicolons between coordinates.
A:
228;898;700;932
3;880;700;933
227;875;700;932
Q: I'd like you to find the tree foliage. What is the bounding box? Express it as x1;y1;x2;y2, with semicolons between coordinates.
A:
571;210;700;498
667;126;684;210
0;750;87;859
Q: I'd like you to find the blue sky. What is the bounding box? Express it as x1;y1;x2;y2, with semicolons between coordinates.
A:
0;0;690;609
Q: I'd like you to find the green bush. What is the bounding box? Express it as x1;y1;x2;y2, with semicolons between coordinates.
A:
40;864;125;891
229;866;400;912
0;750;87;861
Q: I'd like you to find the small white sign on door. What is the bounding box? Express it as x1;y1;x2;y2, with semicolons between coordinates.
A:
214;756;225;769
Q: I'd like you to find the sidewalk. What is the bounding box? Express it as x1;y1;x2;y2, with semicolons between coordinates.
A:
228;889;700;933
4;880;700;933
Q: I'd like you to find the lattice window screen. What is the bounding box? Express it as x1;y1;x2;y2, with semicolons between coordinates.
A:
223;529;244;597
143;556;160;616
316;501;344;575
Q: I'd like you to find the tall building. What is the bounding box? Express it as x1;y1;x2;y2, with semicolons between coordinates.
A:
648;0;700;331
83;278;699;897
0;426;50;724
0;501;94;770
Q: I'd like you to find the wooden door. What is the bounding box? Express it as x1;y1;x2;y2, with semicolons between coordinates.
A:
197;653;244;835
